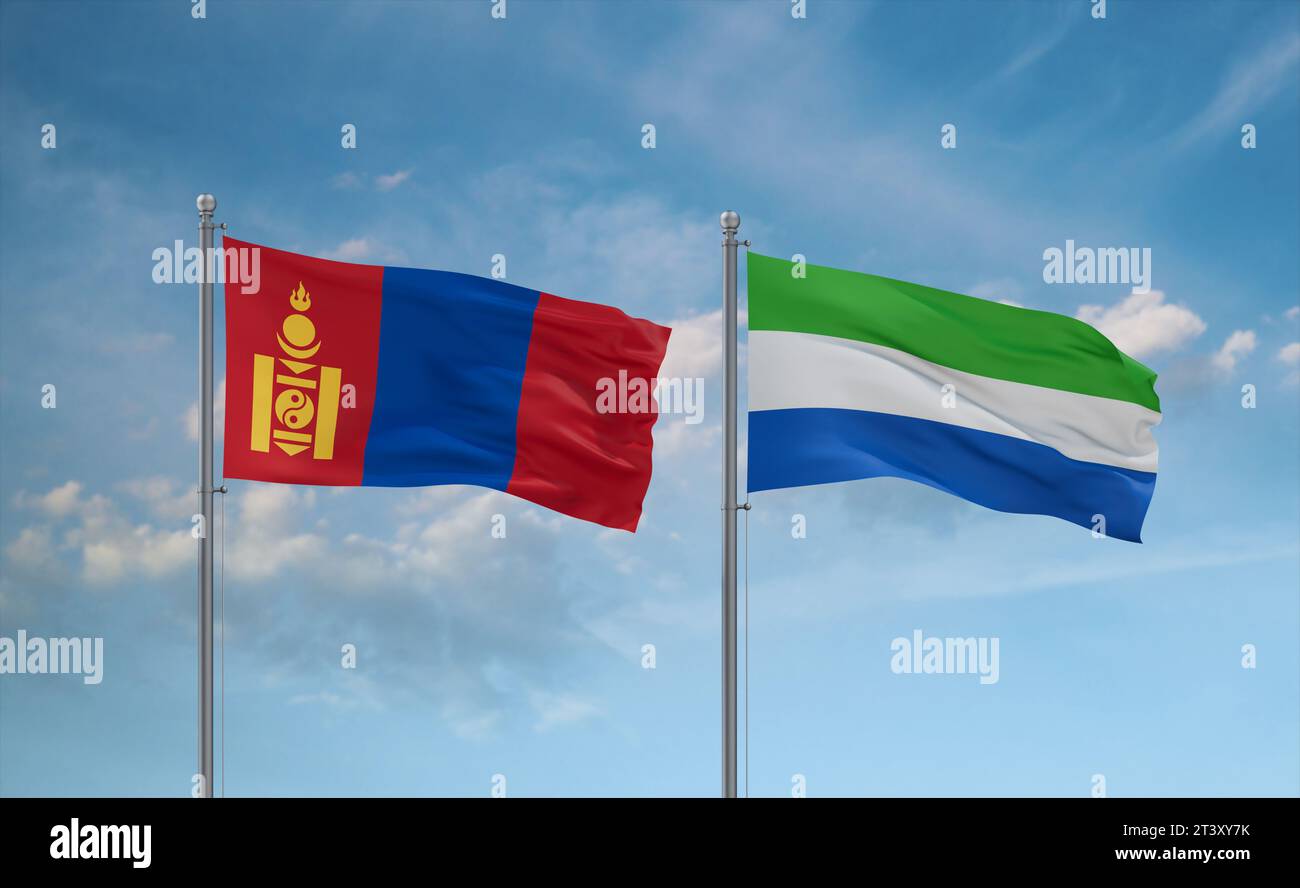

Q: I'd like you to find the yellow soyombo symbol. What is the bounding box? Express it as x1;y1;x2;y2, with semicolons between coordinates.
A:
250;281;341;459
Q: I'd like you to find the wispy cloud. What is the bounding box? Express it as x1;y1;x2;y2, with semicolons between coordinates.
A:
184;378;225;443
1279;341;1300;385
530;691;600;733
1211;329;1257;373
322;237;407;264
1173;31;1300;150
331;171;362;190
374;168;413;191
995;7;1074;80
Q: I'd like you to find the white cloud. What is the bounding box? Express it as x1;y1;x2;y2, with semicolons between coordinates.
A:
10;480;192;585
1285;306;1300;321
334;489;562;587
4;526;56;572
226;485;326;582
374;169;412;191
658;309;722;381
118;476;193;522
331;171;362;190
1075;290;1206;359
16;480;84;517
82;530;192;585
1278;342;1300;384
649;310;725;457
530;691;600;733
327;238;373;261
323;237;407;264
9;477;559;601
969;279;1025;307
185;378;226;443
653;417;719;458
1211;329;1256;372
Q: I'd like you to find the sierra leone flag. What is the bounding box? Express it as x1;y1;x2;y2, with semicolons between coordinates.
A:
746;253;1160;542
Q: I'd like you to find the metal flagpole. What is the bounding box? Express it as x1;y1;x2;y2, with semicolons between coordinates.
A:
196;193;217;798
720;210;740;798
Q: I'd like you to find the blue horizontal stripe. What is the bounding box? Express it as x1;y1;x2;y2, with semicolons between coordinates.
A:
362;266;540;489
748;408;1156;542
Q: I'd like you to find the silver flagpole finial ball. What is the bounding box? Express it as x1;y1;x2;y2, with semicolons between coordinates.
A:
196;194;217;213
720;211;740;231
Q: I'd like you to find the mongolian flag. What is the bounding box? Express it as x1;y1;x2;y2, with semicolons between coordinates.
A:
222;238;671;531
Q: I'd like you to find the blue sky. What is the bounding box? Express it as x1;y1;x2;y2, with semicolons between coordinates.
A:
1;0;1297;797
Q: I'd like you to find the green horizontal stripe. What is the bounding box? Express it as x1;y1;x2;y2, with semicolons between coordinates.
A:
747;252;1160;412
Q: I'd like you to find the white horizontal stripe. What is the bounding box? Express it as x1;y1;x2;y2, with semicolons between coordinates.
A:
748;330;1160;473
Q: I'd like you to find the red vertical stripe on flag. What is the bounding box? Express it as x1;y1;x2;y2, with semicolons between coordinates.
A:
507;293;672;531
223;238;384;486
